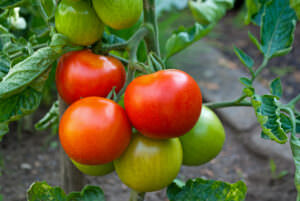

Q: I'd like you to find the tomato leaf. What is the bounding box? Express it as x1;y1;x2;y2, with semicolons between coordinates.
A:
0;0;25;9
251;95;288;143
67;186;105;201
245;0;261;24
291;0;300;19
239;77;252;87
167;178;247;201
27;182;67;201
234;47;254;75
0;54;10;81
0;123;8;141
35;100;59;131
260;0;297;58
0;47;59;99
270;78;282;98
38;0;56;22
27;182;105;201
165;23;214;59
189;0;234;26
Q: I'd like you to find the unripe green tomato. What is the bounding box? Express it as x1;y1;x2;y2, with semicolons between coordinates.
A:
55;0;104;46
71;159;114;176
114;133;182;192
179;106;225;166
92;0;143;30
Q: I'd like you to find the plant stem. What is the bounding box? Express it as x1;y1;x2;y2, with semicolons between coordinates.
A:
204;100;252;109
288;94;300;108
143;0;160;56
114;26;150;102
129;190;145;201
252;57;269;81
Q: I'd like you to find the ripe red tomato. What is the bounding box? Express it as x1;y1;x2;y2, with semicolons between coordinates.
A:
59;97;132;165
124;69;202;139
56;50;126;104
114;133;182;192
180;106;226;166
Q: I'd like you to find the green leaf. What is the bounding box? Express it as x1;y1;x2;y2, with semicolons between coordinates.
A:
234;47;254;74
189;0;234;26
35;100;59;131
239;77;252;87
251;95;288;143
260;0;297;58
270;78;282;98
290;134;300;195
0;47;59;99
38;0;56;21
167;178;247;201
0;54;10;81
0;87;42;124
245;0;260;24
291;0;300;19
0;123;8;141
27;182;67;201
27;182;105;201
67;186;105;201
0;0;25;9
165;23;214;59
156;0;188;16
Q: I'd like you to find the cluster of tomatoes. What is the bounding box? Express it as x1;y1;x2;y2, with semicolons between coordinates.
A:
55;0;226;193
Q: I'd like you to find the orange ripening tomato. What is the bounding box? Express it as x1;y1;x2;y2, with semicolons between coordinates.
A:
59;97;132;165
124;69;202;139
56;50;126;104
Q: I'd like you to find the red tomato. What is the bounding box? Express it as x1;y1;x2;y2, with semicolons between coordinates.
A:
124;69;202;139
56;50;126;104
59;97;132;165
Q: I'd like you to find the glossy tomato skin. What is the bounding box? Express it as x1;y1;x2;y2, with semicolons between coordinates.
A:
71;159;114;176
55;0;104;46
180;106;225;166
92;0;143;30
114;133;182;192
56;50;126;105
124;69;202;139
59;97;132;165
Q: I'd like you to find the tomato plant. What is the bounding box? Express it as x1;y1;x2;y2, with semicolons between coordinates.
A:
55;0;104;46
114;133;182;192
124;69;202;139
56;49;126;104
59;97;132;165
0;0;299;201
92;0;143;30
180;106;226;166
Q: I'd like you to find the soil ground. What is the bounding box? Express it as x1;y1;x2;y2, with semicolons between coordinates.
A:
1;10;299;201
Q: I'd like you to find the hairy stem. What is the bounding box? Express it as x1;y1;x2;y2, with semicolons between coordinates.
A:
252;57;269;81
288;94;300;108
204;100;252;109
143;0;160;56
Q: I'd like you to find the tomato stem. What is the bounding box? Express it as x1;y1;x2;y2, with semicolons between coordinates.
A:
129;190;145;201
204;100;252;109
143;0;160;57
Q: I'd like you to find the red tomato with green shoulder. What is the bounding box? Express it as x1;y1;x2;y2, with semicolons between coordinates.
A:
114;133;182;192
56;50;126;104
180;106;226;166
124;69;202;139
59;97;132;165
